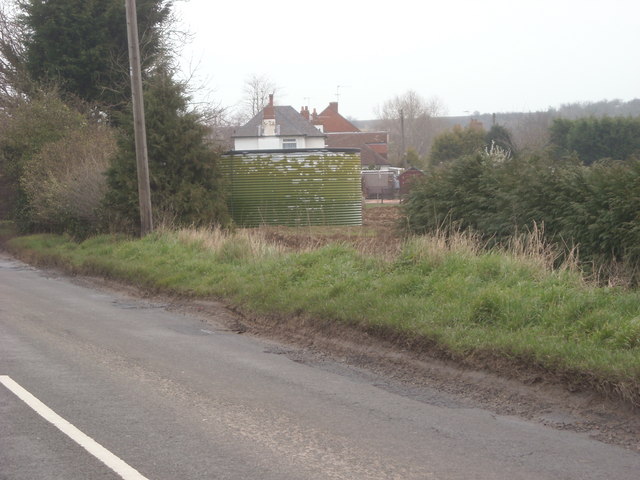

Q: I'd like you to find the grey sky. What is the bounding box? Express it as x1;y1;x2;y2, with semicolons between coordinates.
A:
174;0;639;120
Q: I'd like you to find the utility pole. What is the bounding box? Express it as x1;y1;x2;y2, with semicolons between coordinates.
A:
400;109;406;168
125;0;153;236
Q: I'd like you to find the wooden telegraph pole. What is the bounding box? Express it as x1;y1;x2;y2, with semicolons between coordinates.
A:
400;109;406;168
125;0;153;236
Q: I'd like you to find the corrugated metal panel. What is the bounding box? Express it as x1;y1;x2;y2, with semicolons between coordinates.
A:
221;150;362;227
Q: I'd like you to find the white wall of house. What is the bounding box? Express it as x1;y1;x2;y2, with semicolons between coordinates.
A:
234;135;325;151
305;137;326;148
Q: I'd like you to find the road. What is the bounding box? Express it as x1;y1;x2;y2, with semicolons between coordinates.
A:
1;253;639;479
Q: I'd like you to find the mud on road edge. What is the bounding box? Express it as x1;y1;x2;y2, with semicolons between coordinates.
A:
206;302;640;452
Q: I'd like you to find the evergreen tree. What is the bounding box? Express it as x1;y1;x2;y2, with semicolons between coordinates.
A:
19;0;171;110
484;124;516;156
549;116;640;165
429;125;486;166
104;67;229;231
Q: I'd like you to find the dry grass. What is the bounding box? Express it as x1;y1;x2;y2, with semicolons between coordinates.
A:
171;226;288;259
171;211;584;280
503;223;581;276
251;205;405;259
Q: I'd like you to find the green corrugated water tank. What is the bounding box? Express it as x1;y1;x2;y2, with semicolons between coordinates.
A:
221;149;362;227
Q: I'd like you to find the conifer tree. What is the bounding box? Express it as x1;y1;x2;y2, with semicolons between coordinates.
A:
104;66;229;231
19;0;171;110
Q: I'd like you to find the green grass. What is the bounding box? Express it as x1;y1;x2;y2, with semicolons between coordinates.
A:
0;220;17;244
363;202;400;208
8;228;640;406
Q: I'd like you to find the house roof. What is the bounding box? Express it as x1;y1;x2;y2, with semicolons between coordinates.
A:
313;102;360;133
360;144;390;166
325;132;388;151
324;132;389;166
233;106;326;138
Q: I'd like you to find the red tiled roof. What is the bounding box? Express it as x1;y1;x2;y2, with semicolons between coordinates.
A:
314;102;360;133
366;143;388;155
309;102;389;165
325;132;388;148
361;144;389;166
325;132;389;166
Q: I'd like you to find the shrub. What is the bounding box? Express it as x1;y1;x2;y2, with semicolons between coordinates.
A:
20;122;117;236
404;153;640;283
429;124;486;166
0;91;86;230
549;116;640;165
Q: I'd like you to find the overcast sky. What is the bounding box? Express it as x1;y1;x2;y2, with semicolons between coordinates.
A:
174;0;639;120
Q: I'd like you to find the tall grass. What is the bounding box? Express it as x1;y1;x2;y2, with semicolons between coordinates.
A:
8;226;640;407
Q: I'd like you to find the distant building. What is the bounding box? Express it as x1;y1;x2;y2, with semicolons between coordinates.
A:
304;102;390;167
399;167;424;196
232;94;326;151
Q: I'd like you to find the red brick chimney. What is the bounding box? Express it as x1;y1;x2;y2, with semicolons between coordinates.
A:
329;101;338;112
300;106;310;120
263;93;275;120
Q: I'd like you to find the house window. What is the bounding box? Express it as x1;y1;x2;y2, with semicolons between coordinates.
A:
282;138;297;149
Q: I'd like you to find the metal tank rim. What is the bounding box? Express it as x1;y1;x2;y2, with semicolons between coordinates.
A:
223;148;361;155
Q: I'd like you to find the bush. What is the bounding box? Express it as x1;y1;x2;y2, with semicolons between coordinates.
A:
20;122;116;236
549;116;640;165
404;153;640;283
429;124;486;166
0;91;86;230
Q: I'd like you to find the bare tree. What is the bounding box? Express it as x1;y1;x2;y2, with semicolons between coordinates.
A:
0;1;29;106
240;73;277;121
376;90;447;165
510;111;552;153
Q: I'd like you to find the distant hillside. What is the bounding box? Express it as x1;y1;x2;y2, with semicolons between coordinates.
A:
357;99;639;126
354;99;640;153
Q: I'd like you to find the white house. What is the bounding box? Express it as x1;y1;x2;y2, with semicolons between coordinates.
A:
232;94;326;151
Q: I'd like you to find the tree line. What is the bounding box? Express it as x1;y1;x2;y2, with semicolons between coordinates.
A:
369;96;640;168
0;0;228;236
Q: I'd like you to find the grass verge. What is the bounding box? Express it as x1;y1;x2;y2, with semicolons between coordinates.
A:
0;220;17;245
7;227;640;407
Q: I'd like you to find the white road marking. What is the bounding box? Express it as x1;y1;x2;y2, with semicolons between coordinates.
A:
0;375;149;480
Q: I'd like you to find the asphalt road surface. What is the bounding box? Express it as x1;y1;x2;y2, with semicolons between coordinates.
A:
1;253;639;479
